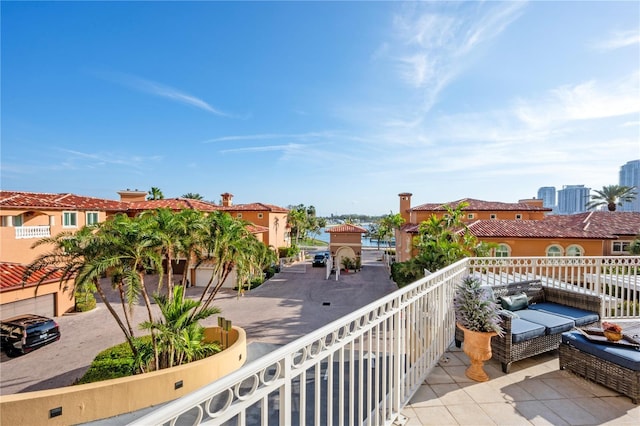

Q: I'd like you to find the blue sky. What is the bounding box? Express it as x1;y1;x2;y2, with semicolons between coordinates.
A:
2;1;639;216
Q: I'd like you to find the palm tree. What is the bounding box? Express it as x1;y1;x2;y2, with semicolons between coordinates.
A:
140;208;181;298
24;226;146;369
147;187;164;200
181;193;204;200
587;185;637;212
193;211;255;317
287;207;306;246
140;285;220;369
173;208;209;287
379;212;405;250
97;213;165;369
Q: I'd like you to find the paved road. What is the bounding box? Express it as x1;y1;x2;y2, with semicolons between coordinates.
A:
0;249;397;396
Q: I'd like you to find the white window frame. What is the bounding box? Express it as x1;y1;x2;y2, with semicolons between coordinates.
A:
546;245;563;257
467;213;474;219
566;244;584;256
612;241;630;253
86;211;99;225
257;213;264;219
495;244;511;257
237;213;243;218
63;211;78;228
490;214;497;220
515;214;523;220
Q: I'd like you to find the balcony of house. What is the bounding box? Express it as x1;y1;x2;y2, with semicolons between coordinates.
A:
14;225;51;239
126;256;639;426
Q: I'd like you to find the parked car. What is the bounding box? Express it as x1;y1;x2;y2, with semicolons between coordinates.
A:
0;314;61;357
312;254;327;267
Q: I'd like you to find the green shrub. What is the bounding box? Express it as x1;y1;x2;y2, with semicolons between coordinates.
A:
390;259;424;288
278;245;299;258
75;288;96;312
75;338;151;384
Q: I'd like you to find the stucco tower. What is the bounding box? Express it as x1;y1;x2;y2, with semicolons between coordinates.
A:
398;192;412;224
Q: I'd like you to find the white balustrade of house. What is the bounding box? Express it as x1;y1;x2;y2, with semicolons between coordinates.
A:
14;225;51;239
132;256;639;426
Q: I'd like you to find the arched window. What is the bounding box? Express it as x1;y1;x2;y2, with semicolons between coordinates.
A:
495;244;511;257
546;245;563;257
566;245;584;256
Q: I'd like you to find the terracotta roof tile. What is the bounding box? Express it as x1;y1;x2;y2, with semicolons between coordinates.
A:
411;198;550;212
401;212;640;239
0;191;128;211
326;224;368;234
0;262;66;291
246;224;270;234
128;198;219;212
466;220;613;239
215;203;289;213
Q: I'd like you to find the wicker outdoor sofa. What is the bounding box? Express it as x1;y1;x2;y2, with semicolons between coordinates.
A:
455;280;603;373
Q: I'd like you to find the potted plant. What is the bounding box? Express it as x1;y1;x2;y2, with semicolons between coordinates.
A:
454;275;503;382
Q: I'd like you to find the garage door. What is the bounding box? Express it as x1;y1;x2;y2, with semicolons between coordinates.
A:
1;294;55;319
193;267;236;289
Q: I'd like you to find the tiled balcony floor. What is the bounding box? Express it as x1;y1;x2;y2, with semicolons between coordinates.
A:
401;345;640;425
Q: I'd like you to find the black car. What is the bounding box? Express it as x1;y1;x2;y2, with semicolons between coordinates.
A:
0;314;60;357
312;254;327;267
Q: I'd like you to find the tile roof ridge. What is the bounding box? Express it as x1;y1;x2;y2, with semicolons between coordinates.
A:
582;211;594;231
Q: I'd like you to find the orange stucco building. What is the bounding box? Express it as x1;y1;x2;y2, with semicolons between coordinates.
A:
0;190;289;317
396;192;640;262
326;224;368;270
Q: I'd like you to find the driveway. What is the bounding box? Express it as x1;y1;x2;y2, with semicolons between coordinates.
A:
0;249;397;396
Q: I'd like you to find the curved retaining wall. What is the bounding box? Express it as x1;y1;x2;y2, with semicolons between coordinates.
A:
0;326;246;426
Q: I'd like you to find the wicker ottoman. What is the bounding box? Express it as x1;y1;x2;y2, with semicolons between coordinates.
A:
559;331;640;404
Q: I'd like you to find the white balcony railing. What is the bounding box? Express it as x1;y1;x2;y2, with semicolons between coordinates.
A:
133;256;640;426
14;225;51;239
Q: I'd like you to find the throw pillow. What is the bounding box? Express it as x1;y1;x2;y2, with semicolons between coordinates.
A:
499;292;529;311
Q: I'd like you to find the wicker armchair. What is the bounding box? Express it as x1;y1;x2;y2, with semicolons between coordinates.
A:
455;280;602;373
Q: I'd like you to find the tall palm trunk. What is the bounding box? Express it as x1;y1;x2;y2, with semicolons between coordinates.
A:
137;271;160;371
94;278;143;371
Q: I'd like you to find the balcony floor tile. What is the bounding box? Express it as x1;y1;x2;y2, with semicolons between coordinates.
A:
402;346;640;425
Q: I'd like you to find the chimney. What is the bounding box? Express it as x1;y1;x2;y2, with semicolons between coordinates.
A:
398;192;412;223
519;198;543;208
221;192;234;207
117;189;147;203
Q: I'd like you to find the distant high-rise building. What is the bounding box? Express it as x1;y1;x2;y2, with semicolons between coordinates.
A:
537;187;556;209
619;160;640;212
557;185;590;214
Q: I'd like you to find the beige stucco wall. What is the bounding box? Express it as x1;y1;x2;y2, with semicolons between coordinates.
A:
0;326;246;426
0;209;110;265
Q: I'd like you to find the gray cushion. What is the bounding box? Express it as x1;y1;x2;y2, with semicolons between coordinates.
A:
562;331;640;371
529;302;599;326
517;309;575;335
510;319;546;343
500;292;529;311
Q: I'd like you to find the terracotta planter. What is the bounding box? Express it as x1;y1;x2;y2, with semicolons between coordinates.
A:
457;323;496;382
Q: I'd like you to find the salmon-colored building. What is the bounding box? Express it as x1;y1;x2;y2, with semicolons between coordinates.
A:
326;224;367;270
0;262;74;317
396;192;640;262
215;193;290;250
0;189;289;317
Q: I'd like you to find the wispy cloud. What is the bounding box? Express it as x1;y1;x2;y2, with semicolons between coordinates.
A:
220;143;303;154
381;2;527;110
203;131;333;143
591;29;640;50
96;71;235;117
57;148;162;170
514;73;640;127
